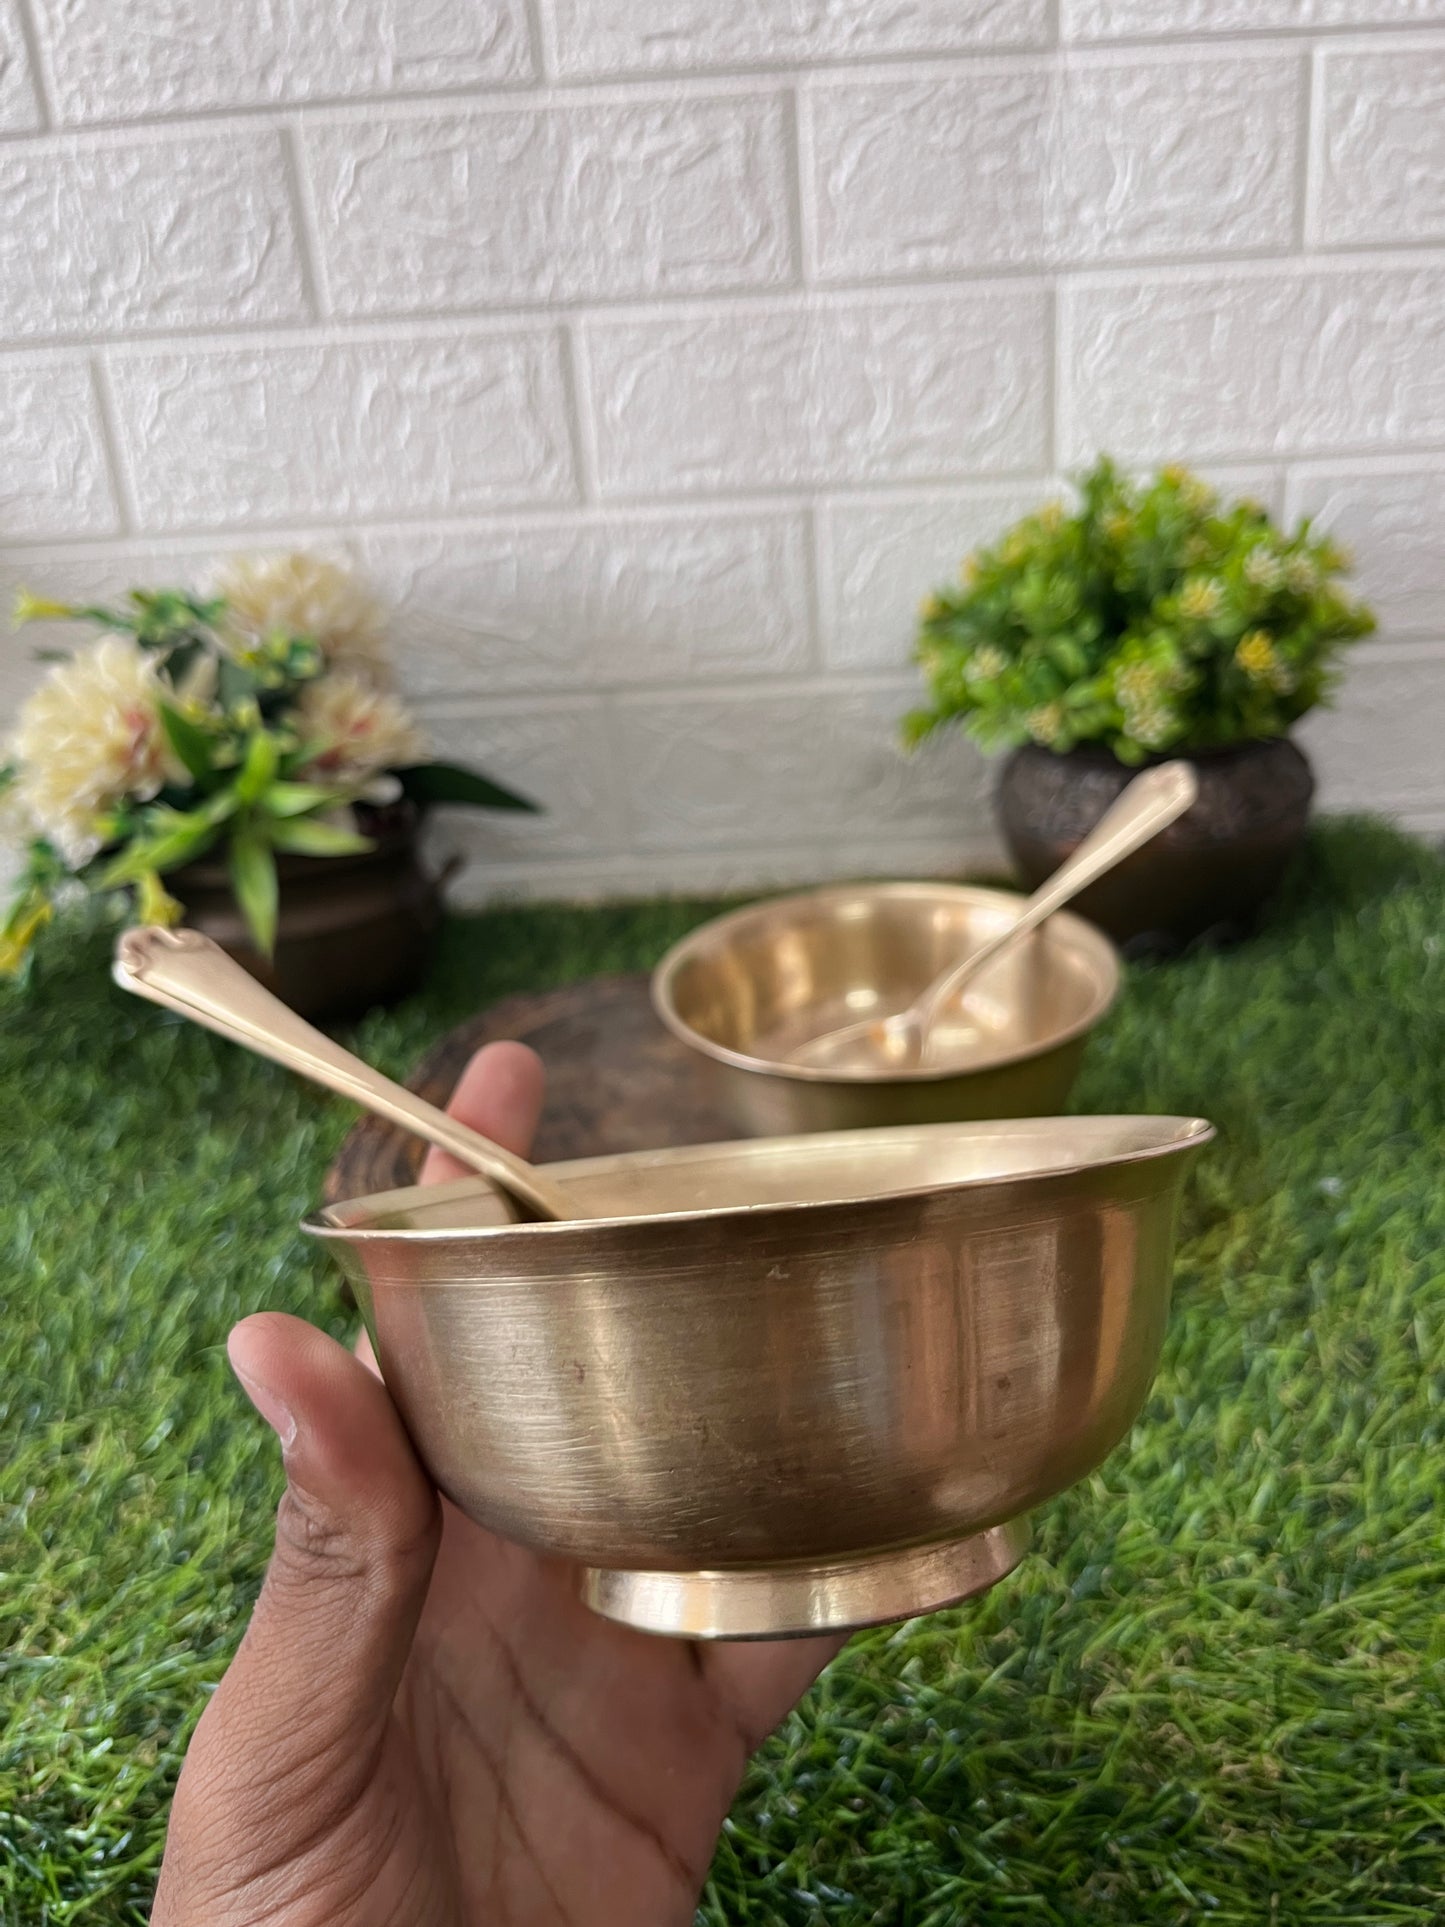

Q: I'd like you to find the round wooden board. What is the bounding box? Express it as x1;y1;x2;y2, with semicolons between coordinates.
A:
324;972;738;1204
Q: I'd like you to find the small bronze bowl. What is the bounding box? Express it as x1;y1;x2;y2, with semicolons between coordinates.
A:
308;1115;1211;1639
651;883;1121;1136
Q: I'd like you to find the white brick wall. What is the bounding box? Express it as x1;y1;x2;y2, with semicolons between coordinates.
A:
307;95;796;311
29;0;536;120
1311;43;1445;245
1061;260;1445;463
806;52;1303;276
107;329;578;527
546;2;1053;76
0;4;1441;905
0;0;40;131
0;127;308;340
584;290;1050;496
0;358;118;537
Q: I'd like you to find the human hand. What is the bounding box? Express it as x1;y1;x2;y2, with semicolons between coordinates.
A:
153;1042;845;1925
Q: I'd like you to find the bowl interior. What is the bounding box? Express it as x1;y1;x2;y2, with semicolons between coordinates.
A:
312;1114;1213;1238
654;883;1119;1080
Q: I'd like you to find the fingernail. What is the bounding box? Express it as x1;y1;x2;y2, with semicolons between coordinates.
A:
230;1360;298;1450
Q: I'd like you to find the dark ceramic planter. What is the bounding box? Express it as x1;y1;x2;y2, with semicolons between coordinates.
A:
169;806;443;1021
997;739;1315;951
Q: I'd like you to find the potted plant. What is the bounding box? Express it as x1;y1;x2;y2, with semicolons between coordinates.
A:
1;552;536;1016
906;459;1375;947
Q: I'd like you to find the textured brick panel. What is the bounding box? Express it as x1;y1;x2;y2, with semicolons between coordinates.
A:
588;293;1050;496
821;488;1047;671
419;697;626;859
1065;0;1445;35
32;0;532;123
437;845;800;906
0;0;40;130
1062;264;1445;463
0;361;118;538
1313;47;1445;247
107;332;577;530
360;512;811;699
613;681;987;850
549;0;1050;77
442;832;1006;905
810;54;1299;279
1299;642;1445;816
311;96;793;315
0;131;307;343
1285;464;1445;637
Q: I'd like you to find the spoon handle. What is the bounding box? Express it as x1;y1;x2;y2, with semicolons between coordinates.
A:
916;761;1198;1040
113;926;572;1222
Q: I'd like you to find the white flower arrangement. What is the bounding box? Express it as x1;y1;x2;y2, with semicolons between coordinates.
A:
1;553;535;977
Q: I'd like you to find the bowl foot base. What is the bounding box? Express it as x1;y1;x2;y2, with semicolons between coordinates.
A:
578;1517;1030;1640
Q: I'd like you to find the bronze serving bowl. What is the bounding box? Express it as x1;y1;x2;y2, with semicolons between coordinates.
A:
651;882;1121;1136
308;1114;1211;1639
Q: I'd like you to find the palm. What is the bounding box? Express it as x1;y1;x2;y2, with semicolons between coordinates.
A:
385;1496;840;1924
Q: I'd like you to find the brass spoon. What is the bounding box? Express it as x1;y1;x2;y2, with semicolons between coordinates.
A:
113;925;574;1222
789;761;1199;1075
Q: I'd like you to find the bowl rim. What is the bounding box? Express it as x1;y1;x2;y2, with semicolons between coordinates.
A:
304;1113;1214;1245
650;879;1122;1085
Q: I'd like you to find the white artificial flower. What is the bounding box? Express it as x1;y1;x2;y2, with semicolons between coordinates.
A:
7;638;180;864
213;551;391;684
295;671;425;788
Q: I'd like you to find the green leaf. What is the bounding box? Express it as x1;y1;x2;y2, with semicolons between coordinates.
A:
261;781;347;818
900;708;941;748
158;703;217;783
234;730;281;806
134;867;184;928
0;884;54;977
199;788;242;828
395;761;539;813
229;828;278;956
96;809;221;886
266;818;374;859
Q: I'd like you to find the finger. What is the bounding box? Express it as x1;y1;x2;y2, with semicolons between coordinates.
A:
201;1311;440;1820
355;1041;547;1378
703;1634;850;1754
419;1039;545;1185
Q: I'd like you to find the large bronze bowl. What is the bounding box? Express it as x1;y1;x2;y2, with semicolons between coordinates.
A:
308;1115;1210;1638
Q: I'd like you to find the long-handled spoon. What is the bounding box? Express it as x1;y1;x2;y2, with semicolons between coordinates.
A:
789;760;1199;1075
113;925;575;1221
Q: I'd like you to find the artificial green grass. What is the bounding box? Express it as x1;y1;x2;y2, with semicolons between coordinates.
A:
2;818;1443;1924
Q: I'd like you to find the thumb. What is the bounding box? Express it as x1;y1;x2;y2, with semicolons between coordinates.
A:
206;1310;440;1813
